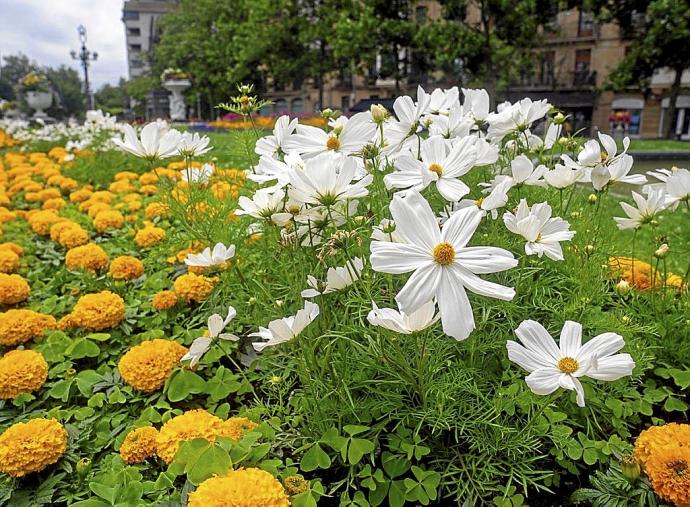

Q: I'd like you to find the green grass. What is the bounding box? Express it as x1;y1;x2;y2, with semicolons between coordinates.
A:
625;138;690;152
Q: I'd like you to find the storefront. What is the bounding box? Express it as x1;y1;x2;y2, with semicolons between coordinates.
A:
659;96;690;140
609;97;643;137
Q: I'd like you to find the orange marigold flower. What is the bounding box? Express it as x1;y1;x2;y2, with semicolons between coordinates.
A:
0;249;20;273
0;309;57;346
219;417;258;441
28;209;63;235
42;197;66;210
173;273;217;303
156;409;224;464
188;468;289;507
0;242;24;256
145;202;169;220
118;339;187;392
63;291;125;331
0;418;68;478
0;273;30;305
0;349;48;399
609;256;686;291
65;243;109;272
69;188;93;203
645;445;690;506
108;256;144;280
152;290;178;310
119;426;159;464
93;210;125;233
635;423;690;466
134;225;166;248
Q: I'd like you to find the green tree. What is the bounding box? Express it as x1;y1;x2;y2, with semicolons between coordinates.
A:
588;0;690;138
95;79;129;116
45;66;84;119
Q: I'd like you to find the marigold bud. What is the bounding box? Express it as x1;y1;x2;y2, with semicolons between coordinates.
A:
621;454;640;482
76;458;91;478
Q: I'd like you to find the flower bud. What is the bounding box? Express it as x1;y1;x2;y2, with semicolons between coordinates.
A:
588;194;597;205
553;112;566;124
276;299;284;308
76;458;92;478
654;243;669;259
621;454;640;482
370;104;389;123
615;280;631;296
622;315;631;323
584;244;595;255
248;296;256;305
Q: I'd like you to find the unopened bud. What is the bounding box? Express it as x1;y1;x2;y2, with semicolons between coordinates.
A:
584;244;595;255
588;194;597;205
622;315;631;323
370;104;389;123
248;296;256;305
275;299;284;308
76;458;92;478
621;454;640;482
654;243;669;259
615;280;631;296
554;113;566;124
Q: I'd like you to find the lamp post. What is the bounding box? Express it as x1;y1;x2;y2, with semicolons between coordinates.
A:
70;25;98;110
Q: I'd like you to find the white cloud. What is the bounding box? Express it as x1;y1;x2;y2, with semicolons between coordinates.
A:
0;0;127;89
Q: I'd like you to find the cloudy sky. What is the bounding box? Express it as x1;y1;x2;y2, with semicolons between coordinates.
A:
0;0;128;89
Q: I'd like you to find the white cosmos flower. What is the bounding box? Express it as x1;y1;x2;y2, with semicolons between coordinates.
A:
301;257;364;298
544;164;581;189
112;122;182;160
288;152;372;206
236;189;289;224
383;86;432;153
250;301;320;352
384;136;476;202
367;300;439;334
425;86;460;115
285;112;376;159
181;163;215;184
544;122;562;149
457;177;513;219
561;133;630;181
486;98;551;141
614;188;667;230
181;306;239;367
461;88;490;124
248;155;293;192
184;242;236;267
177;132;212;157
255;115;299;158
591;154;646;191
428;105;473;139
370;190;517;341
372;218;402;242
503;199;575;261
507;320;635;407
663;168;690;209
480;155;546;193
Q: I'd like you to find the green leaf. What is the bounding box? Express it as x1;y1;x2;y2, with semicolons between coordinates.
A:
320;428;348;455
300;444;331;472
388;480;407;507
664;396;688;412
171;438;232;485
76;370;104;397
669;369;690;389
166;369;206;402
86;333;111;342
382;452;410;479
583;448;599;465
348;438;375;465
89;482;116;503
343;424;370;436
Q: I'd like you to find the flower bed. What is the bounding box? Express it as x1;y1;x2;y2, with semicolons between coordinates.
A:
0;87;689;506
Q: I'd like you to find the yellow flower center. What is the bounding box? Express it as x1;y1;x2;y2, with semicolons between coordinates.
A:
474;197;484;207
558;356;579;374
432;242;455;266
428;163;443;176
326;136;340;151
287;205;301;214
601;150;608;162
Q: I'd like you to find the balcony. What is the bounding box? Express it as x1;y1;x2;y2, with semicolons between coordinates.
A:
511;70;597;91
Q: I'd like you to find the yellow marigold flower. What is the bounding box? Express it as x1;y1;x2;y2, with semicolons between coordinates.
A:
0;273;30;305
0;249;20;273
173;273;217;303
156;409;225;464
42;197;66;210
645;445;690;506
0;309;57;346
36;188;61;202
134;225;166;248
108;256;144;280
119;426;159;464
56;224;90;249
219;417;258;441
65;243;109;272
115;171;139;181
90;190;114;203
188;468;289;507
609;256;685;291
85;201;112;218
59;178;78;192
0;349;48;399
109;180;135;194
118;339;187;392
139;184;158;195
145;202;169;220
635;423;690;466
152;290;178;310
0;242;23;256
139;172;158;185
28;209;63;235
69;188;93;203
0;207;15;224
93;209;125;233
63;291;125;331
284;475;309;496
0;418;68;478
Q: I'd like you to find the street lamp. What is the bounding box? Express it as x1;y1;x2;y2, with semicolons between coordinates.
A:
70;25;98;110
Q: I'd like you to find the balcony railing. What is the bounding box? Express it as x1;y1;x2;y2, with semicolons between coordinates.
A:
511;70;597;91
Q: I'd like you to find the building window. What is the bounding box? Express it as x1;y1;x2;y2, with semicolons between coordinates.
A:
127;27;141;37
415;6;428;22
274;99;288;113
123;10;139;20
291;98;304;113
578;10;594;37
129;44;142;52
341;95;350;111
660;96;690;139
540;51;555;85
610;98;644;136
